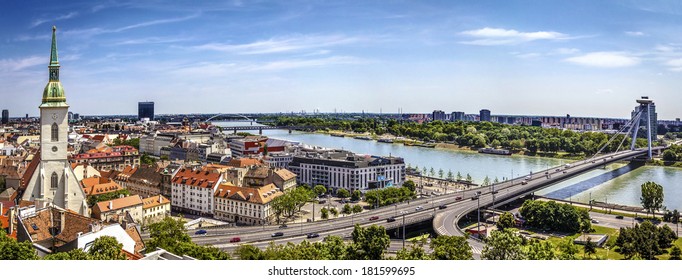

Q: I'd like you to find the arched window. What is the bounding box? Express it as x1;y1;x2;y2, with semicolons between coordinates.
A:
51;123;58;142
51;172;58;189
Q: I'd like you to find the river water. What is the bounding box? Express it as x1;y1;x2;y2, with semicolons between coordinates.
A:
215;121;682;210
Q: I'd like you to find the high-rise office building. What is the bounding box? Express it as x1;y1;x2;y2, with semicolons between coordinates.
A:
138;101;155;120
450;111;465;121
432;110;446;121
1;109;8;124
479;109;491;122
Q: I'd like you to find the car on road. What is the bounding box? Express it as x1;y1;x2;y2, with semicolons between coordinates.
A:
415;206;424;211
306;233;320;239
271;232;284;237
455;197;462;201
386;217;396;222
229;237;241;243
591;219;599;224
195;229;207;235
471;196;479;200
369;216;379;221
438;205;448;209
492;191;499;194
521;180;528;185
615;215;624;219
279;224;288;228
635;217;644;222
563;171;567;174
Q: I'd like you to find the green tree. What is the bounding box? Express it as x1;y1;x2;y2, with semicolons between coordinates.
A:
236;244;264;260
446;170;454;181
482;176;490;187
342;204;352;215
670;246;682;260
320;208;329;219
336;189;350;199
438;168;444;179
396;240;431;260
481;229;525;260
583;237;596;258
140;153;156;165
526;240;556;260
429;167;435;177
466;173;472;183
402;180;416;192
351;190;362;201
352;204;363;214
0;231;39;260
88;236;126;260
640;181;664;218
496;212;515;230
147;217;192;252
429;235;473;260
349;224;390;260
313;185;327;197
329;207;339;217
557;237;579;260
456;172;462;181
43;249;91;260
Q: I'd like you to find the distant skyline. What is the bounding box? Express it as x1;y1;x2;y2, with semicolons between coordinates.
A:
2;0;682;119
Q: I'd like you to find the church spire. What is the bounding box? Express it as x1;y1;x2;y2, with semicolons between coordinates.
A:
41;26;67;107
50;26;59;67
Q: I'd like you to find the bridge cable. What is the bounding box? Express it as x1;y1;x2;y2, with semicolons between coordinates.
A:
588;110;642;160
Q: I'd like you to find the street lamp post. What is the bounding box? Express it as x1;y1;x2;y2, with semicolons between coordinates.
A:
476;194;481;237
402;212;406;249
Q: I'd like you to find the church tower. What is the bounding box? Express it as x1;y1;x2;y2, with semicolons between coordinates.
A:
22;26;88;215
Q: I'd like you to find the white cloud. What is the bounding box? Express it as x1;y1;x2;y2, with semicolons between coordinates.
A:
0;56;45;72
64;13;199;37
514;52;542;59
31;12;78;28
595;89;614;94
194;35;361;55
459;27;569;45
552;48;580;55
625;31;645;36
564;52;640;68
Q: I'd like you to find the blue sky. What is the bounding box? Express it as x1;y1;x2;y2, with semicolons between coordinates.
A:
1;0;681;119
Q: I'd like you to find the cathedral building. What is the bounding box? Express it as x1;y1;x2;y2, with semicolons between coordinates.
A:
21;26;88;215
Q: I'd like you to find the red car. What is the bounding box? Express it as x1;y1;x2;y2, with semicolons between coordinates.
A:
229;237;241;243
369;216;379;221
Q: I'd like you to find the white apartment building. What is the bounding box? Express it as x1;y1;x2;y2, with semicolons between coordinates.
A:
288;150;405;192
171;168;223;216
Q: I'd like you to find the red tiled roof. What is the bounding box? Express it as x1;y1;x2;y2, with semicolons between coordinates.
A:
94;195;143;213
214;183;282;205
172;168;221;189
226;158;263;168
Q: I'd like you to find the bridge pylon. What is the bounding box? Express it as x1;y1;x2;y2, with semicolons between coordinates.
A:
630;96;655;159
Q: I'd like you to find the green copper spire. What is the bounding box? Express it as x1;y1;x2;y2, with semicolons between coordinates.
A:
41;26;67;107
50;26;59;67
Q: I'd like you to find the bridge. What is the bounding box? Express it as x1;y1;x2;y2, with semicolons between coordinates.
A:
181;97;665;256
205;113;255;123
219;125;317;135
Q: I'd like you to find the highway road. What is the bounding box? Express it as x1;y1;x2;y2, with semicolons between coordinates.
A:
154;147;660;256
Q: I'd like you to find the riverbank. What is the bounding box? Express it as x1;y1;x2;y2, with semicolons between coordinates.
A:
313;129;589;161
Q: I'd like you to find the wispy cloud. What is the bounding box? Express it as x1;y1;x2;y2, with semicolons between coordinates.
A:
31;12;78;28
459;27;569;46
114;36;192;45
665;58;682;71
194;34;362;55
625;31;645;36
63;13;199;38
595;89;614;94
551;48;580;55
512;52;542;59
172;55;369;77
0;56;45;72
564;52;640;68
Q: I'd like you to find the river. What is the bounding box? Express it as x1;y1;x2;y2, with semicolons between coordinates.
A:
215;121;682;210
